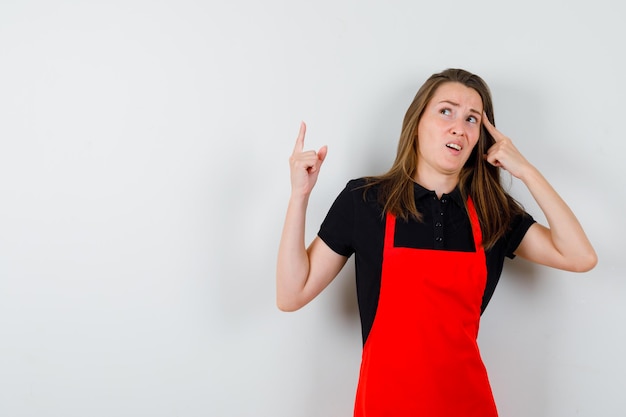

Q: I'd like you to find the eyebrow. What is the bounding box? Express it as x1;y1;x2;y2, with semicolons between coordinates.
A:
438;100;482;116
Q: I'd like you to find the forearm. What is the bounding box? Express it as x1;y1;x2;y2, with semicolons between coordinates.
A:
520;165;597;271
276;195;312;310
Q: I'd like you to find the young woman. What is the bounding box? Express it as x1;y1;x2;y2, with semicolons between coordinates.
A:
276;68;597;416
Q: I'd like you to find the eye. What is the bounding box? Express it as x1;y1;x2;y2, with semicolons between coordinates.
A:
467;115;478;124
440;108;452;116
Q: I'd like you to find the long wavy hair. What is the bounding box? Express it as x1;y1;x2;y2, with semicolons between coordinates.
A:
363;68;524;249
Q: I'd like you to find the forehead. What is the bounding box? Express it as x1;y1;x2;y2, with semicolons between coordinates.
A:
430;82;483;110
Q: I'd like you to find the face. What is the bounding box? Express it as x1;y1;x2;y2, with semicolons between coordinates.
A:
415;82;483;182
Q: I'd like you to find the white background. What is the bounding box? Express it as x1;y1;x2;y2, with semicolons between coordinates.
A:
0;0;623;416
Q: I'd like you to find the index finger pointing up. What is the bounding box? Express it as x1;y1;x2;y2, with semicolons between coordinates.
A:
293;121;307;153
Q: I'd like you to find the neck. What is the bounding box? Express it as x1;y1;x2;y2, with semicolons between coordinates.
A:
414;171;459;199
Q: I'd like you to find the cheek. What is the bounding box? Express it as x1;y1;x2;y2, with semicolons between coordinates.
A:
468;130;481;149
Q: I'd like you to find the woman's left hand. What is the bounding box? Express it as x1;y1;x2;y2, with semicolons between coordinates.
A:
482;115;597;273
482;112;532;180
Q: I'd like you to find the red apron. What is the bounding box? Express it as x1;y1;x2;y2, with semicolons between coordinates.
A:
354;197;498;417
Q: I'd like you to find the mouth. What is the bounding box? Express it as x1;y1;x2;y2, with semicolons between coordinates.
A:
446;143;462;151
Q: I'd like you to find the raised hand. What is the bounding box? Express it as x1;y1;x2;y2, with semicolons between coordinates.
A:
481;112;597;272
289;122;328;197
482;113;532;180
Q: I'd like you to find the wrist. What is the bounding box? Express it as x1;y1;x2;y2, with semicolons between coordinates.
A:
518;163;542;185
289;192;310;208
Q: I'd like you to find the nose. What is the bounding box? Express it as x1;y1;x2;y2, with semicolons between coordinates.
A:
450;120;465;136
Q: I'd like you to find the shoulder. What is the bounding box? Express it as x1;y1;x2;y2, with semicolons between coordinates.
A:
325;177;383;219
342;177;381;201
344;177;370;191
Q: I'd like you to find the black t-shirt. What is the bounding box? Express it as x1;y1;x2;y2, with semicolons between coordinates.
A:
318;178;536;344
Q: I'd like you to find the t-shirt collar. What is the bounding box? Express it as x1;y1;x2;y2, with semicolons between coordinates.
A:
413;182;465;207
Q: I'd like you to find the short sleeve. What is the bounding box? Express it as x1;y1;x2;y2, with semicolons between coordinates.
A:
504;211;536;258
317;180;360;258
